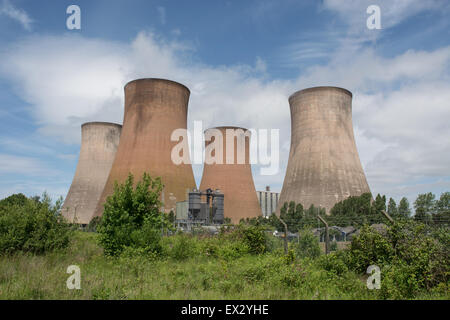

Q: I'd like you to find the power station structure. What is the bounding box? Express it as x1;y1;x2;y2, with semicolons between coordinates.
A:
62;79;373;228
199;126;261;224
93;78;196;218
257;186;279;217
277;86;371;214
62;122;121;225
188;188;224;224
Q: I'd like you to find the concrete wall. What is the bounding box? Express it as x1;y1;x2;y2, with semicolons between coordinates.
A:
278;87;371;214
200;126;261;224
62;122;121;224
94;78;197;217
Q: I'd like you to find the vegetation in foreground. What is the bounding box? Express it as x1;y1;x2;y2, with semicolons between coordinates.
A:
0;229;447;300
0;173;448;300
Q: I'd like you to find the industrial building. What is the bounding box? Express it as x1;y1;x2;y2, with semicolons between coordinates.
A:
199;126;261;224
93;78;197;218
62;80;372;227
62;122;121;225
277;86;371;214
175;188;224;230
257;186;279;217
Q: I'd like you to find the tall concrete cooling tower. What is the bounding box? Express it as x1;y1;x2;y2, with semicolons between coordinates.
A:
94;78;196;217
199;126;261;224
277;86;371;214
62;122;122;225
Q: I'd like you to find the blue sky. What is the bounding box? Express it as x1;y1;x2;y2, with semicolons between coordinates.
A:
0;0;449;209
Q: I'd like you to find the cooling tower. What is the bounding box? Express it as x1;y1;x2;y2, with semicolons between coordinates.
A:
277;86;371;214
199;126;261;223
94;78;196;217
62;122;122;224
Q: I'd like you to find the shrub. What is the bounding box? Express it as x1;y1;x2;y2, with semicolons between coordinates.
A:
0;193;29;208
343;220;449;298
241;225;267;254
318;251;349;276
217;240;249;261
385;221;449;291
97;173;168;256
0;193;71;254
86;216;101;232
169;234;196;261
379;260;421;299
347;225;394;273
294;227;321;258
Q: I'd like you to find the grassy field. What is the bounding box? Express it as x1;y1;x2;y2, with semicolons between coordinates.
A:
0;231;447;300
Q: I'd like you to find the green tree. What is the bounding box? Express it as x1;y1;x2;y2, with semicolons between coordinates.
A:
397;197;411;218
168;210;175;224
295;227;321;258
414;192;435;223
0;193;29;209
433;192;450;226
0;193;71;254
374;194;387;212
97;172;168;256
328;193;379;226
387;198;398;218
279;201;304;232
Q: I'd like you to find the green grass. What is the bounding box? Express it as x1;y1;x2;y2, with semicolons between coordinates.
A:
0;231;447;300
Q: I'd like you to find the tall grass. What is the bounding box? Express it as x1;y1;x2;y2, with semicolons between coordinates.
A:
0;231;447;300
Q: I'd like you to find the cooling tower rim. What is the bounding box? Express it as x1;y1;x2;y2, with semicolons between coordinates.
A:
204;126;250;133
81;121;122;128
124;78;190;93
289;86;353;101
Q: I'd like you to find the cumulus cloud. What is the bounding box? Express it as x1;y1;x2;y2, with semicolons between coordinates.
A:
0;153;62;176
0;0;33;31
295;43;450;202
0;28;449;203
0;32;292;190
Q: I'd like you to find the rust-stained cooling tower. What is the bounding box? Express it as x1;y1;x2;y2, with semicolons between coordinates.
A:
277;86;371;214
94;78;196;217
199;126;261;224
62;122;122;224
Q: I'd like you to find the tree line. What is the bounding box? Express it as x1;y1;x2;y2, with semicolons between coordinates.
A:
242;191;450;233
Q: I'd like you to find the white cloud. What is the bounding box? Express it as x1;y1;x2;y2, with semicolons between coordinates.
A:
295;46;450;91
0;154;62;176
0;29;449;203
0;0;32;31
297;44;450;201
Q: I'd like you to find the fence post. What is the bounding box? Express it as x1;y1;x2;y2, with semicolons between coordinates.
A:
318;215;329;255
279;217;288;255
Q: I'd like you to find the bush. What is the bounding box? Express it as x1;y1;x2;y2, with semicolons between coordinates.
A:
295;227;321;258
347;225;394;273
385;221;449;291
0;193;71;254
341;220;449;298
217;240;249;261
97;173;168;256
318;250;349;276
0;193;29;208
169;234;196;261
86;216;101;232
379;261;421;299
240;225;267;254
